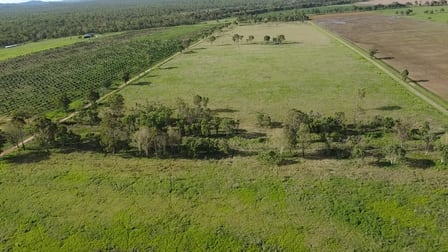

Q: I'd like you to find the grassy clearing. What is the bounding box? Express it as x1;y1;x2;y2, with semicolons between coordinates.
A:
0;151;447;250
0;32;121;62
379;6;448;23
121;23;447;131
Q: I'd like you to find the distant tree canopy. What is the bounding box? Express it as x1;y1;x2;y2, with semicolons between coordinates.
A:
0;0;365;46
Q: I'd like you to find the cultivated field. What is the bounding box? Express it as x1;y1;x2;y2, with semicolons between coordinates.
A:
313;12;448;99
120;23;446;130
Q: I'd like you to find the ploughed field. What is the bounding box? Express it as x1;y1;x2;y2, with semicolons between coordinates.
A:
313;12;448;99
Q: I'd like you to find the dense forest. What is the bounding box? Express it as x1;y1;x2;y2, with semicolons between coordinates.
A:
0;0;362;46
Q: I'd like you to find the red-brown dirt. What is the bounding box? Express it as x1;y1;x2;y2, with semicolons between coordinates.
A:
313;12;448;99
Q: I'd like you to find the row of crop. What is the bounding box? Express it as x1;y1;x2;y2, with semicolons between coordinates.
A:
0;39;181;115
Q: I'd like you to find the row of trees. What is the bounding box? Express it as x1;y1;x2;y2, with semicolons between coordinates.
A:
276;108;446;165
0;94;239;159
230;34;286;44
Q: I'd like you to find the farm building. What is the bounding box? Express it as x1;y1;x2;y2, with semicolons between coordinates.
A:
4;44;18;49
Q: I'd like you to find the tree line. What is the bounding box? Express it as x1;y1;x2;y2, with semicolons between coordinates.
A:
0;94;239;159
2;91;448;169
0;0;363;47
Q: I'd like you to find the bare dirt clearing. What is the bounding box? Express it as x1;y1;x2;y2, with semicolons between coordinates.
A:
313;12;448;99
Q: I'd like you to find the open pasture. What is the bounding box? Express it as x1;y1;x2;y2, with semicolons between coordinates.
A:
120;22;446;130
313;12;448;100
1;151;447;251
0;32;121;62
380;6;448;23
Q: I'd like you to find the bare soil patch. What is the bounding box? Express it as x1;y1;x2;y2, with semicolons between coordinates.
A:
313;12;448;99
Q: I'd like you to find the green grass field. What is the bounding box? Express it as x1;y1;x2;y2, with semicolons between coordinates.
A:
379;6;448;23
120;23;447;130
2;22;448;250
0;32;121;62
1;151;447;251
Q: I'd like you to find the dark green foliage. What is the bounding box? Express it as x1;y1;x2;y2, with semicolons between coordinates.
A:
99;111;129;154
31;117;57;151
86;90;100;105
182;137;229;158
55;126;81;148
263;35;270;42
75;108;101;125
256;112;272;128
257;151;285;166
56;93;71;111
4;115;27;149
401;69;409;81
0;129;6;152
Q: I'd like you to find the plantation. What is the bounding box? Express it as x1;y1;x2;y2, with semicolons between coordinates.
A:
0;23;225;116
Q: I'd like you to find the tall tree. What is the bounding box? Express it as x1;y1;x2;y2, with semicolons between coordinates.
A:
401;69;409;81
208;35;216;44
86;90;100;105
264;35;270;43
32;117;57;151
56;93;71;111
4;115;27;149
0;129;6;153
369;47;379;58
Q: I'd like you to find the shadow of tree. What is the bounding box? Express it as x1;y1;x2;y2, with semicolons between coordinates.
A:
375;105;402;111
212;108;238;113
4;150;51;164
405;157;435;169
132;81;151;86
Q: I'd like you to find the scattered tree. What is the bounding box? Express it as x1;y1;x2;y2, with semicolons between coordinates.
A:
208;35;216;44
263;35;270;43
369;47;379;58
31;117;57;151
56;93;71;111
4;115;27;149
86;90;100;105
277;34;286;44
394;120;411;148
0;130;6;153
401;69;409;81
256;112;272;128
122;72;131;83
384;143;406;165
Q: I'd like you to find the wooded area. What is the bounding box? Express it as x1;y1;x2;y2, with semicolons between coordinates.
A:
0;0;362;46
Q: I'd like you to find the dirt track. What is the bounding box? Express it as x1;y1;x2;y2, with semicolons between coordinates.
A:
313;12;448;99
